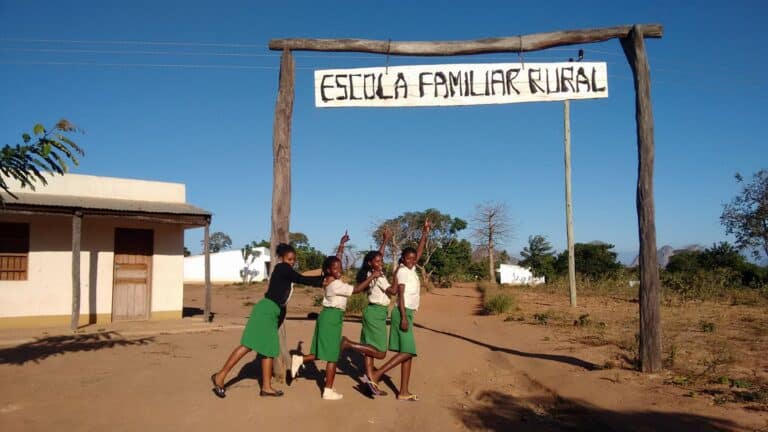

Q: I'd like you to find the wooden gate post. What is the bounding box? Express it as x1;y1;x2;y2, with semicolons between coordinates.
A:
270;49;295;380
203;219;212;322
621;26;662;372
70;211;83;330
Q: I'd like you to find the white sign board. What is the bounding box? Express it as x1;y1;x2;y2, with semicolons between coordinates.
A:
315;62;608;108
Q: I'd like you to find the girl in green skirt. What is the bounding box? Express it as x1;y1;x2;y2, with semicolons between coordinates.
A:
291;255;382;400
210;235;347;399
338;227;401;396
368;219;430;401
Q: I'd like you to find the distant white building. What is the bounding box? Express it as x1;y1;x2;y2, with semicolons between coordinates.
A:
184;247;270;284
497;264;545;285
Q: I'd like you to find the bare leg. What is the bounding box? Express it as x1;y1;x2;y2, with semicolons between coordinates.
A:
364;355;375;379
324;362;337;389
214;344;252;387
370;352;413;383
261;357;278;392
398;357;413;397
341;336;386;360
301;354;316;363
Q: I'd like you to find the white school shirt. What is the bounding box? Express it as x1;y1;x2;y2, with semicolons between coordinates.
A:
395;265;420;310
322;279;354;310
366;272;391;306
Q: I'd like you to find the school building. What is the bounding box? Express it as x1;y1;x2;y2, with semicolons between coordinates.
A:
0;173;211;329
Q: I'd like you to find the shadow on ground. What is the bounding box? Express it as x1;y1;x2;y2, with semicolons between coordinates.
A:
456;390;739;432
415;323;596;370
182;307;204;318
0;332;155;365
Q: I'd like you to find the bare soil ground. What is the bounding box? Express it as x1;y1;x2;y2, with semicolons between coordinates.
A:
0;282;766;431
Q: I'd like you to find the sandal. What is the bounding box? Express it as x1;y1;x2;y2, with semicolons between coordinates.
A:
369;381;388;397
397;394;419;402
260;389;285;397
211;373;226;398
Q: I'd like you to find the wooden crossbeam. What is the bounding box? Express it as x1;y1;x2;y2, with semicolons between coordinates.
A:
269;24;662;56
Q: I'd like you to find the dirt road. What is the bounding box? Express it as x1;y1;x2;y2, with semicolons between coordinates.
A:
0;286;764;431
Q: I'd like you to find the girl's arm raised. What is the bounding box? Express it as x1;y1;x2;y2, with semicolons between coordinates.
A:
415;219;431;262
378;227;392;257
336;230;350;260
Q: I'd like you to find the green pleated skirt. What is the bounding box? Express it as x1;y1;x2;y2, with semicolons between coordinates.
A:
310;307;344;362
360;304;389;352
240;298;281;358
389;307;417;355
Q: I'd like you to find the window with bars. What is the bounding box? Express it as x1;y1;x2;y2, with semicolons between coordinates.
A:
0;223;30;281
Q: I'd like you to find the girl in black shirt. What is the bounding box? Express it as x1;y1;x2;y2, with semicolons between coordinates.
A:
211;236;348;398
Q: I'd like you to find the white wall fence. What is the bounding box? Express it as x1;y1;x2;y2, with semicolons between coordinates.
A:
497;264;545;285
184;247;270;284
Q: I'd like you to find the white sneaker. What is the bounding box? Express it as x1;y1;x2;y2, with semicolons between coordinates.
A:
322;387;343;400
290;354;303;379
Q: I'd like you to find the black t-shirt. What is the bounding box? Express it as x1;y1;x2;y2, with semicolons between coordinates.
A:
264;262;324;306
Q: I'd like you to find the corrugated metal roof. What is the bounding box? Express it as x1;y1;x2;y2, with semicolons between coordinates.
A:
2;192;210;216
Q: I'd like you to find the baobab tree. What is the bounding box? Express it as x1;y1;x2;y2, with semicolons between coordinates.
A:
471;202;513;283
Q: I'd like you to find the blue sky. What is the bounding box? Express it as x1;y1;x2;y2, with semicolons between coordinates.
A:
1;0;766;262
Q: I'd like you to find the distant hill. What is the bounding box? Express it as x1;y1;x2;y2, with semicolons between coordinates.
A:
629;244;704;269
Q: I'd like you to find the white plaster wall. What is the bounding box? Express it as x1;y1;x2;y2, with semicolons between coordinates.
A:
4;173;185;203
0;214;185;319
497;264;545;285
0;214;74;318
184;247;270;283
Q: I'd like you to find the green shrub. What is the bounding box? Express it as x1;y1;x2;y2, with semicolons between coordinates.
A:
483;292;516;315
533;312;550;325
312;294;323;307
345;293;368;315
574;313;591;327
699;320;716;333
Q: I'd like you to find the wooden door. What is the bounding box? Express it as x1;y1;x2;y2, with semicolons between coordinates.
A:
113;228;153;321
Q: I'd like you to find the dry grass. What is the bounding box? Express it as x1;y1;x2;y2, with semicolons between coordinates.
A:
503;280;768;412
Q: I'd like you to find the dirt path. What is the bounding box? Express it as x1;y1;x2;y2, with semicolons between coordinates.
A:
0;286;765;431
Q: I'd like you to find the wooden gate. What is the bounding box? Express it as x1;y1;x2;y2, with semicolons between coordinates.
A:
112;228;153;321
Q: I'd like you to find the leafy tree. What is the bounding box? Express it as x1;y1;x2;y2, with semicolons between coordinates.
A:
721;170;768;260
427;239;473;285
1;119;83;202
555;242;622;279
665;250;702;274
470;202;513;282
202;231;232;253
520;235;557;281
373;209;467;280
289;232;309;248
295;244;324;272
699;242;747;271
253;239;270;248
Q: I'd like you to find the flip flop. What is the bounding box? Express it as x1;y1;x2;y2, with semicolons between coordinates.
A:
364;378;380;396
397;394;419;402
370;381;388;397
260;389;285;397
211;373;226;398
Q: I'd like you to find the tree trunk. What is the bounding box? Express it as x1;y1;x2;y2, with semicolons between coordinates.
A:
487;233;495;283
621;26;662;373
269;49;295;381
